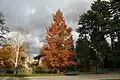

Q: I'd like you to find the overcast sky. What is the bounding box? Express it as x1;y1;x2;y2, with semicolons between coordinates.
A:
0;0;94;56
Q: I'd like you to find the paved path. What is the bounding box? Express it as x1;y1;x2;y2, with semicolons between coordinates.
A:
0;74;120;80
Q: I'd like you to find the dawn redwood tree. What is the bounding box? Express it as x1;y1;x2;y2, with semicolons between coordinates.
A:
43;9;77;73
0;12;9;46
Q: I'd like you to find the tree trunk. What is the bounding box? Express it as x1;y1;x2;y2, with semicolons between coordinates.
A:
14;48;19;74
113;54;116;70
57;69;60;74
84;58;87;72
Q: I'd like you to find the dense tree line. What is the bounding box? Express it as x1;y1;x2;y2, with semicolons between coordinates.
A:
76;0;120;71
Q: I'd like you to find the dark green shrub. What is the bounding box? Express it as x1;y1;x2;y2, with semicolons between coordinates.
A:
6;68;14;74
33;68;42;74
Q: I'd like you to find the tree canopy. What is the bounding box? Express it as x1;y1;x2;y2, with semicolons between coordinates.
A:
0;12;9;46
76;0;120;69
43;10;77;72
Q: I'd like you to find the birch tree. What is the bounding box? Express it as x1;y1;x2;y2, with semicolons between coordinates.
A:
8;28;27;74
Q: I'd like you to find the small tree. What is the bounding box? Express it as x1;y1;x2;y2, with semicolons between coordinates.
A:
8;28;28;74
43;9;77;73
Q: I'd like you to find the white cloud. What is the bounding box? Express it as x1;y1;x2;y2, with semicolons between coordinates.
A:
72;31;79;46
24;4;36;17
26;33;40;47
26;34;40;55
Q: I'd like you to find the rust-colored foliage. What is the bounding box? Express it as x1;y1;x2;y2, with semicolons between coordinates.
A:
0;43;28;68
43;9;77;69
0;44;13;67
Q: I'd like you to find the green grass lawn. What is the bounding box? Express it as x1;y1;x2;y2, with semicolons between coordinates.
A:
0;74;64;77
